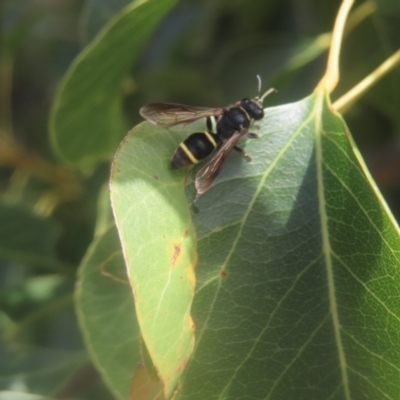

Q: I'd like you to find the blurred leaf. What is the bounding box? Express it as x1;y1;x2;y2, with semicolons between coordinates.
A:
0;344;85;396
0;276;79;352
375;0;400;13
0;275;66;315
94;183;114;237
0;202;62;269
111;89;400;398
0;392;53;400
80;0;133;43
0;8;40;57
50;0;178;173
110;123;197;398
76;225;141;400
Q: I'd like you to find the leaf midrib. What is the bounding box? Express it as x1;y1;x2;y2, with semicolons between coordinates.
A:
314;91;350;400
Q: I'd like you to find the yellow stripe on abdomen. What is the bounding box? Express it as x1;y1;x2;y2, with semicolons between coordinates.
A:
179;143;199;164
203;131;217;148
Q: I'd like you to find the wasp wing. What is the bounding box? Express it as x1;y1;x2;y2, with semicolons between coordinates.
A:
140;103;224;127
195;128;247;194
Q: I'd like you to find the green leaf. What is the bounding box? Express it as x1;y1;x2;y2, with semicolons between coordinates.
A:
50;0;178;172
111;89;400;399
0;202;62;269
80;0;134;43
76;225;141;400
175;91;400;399
110;123;197;398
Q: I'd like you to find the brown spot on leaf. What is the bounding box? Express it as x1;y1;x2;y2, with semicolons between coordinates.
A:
189;316;195;330
171;243;181;267
175;358;189;374
183;229;189;238
153;175;159;180
220;269;228;278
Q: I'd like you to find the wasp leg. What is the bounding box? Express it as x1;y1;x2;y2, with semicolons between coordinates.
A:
234;146;252;161
246;132;259;139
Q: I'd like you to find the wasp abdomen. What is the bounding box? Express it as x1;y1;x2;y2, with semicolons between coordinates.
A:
171;131;221;169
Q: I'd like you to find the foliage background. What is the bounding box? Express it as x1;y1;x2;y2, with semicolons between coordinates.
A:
1;0;400;398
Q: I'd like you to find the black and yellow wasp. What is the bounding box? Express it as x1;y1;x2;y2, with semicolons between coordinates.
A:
140;78;275;194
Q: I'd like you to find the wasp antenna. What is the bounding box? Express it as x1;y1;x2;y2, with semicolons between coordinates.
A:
256;75;262;96
260;87;277;103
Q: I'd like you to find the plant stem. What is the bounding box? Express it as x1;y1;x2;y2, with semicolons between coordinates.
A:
333;48;400;112
319;0;354;92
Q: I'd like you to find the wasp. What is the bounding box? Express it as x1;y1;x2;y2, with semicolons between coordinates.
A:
140;77;275;194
